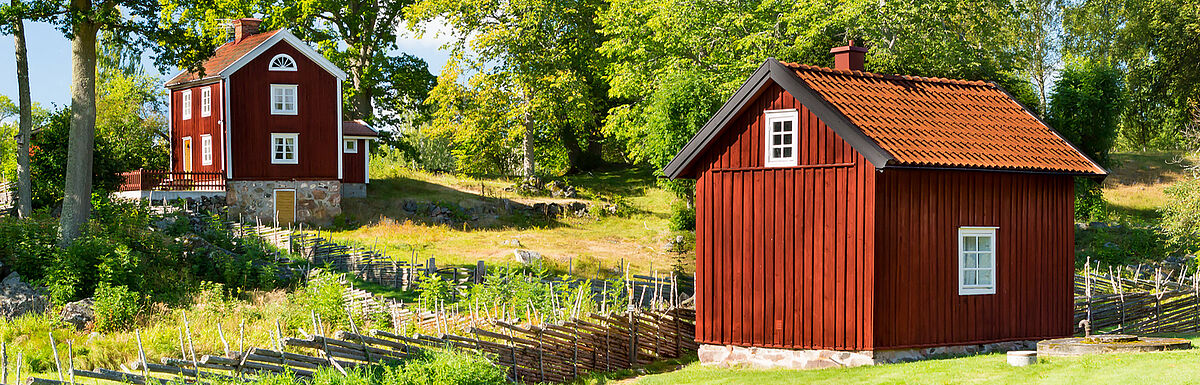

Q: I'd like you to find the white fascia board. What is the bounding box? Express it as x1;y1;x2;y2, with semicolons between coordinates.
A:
219;29;349;81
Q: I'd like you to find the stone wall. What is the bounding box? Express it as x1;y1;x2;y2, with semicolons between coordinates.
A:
699;340;1037;370
226;180;342;224
343;183;367;198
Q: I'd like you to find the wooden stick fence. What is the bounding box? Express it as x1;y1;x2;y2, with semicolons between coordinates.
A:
18;306;695;385
1075;261;1200;335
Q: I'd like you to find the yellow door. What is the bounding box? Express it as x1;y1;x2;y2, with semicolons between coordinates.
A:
182;137;193;173
274;189;296;225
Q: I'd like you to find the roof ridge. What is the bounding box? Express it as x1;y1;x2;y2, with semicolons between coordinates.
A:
780;62;993;87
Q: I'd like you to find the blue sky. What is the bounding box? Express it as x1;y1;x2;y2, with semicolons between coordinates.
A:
0;21;455;109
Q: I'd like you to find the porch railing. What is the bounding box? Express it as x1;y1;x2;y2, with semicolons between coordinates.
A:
119;169;226;192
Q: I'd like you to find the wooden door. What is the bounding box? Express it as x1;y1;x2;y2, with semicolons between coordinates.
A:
274;189;296;225
182;137;193;173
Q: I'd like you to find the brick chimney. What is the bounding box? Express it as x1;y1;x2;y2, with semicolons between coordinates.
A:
232;18;262;43
829;40;868;71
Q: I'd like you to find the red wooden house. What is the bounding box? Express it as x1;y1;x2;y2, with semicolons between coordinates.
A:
665;44;1106;368
136;18;379;224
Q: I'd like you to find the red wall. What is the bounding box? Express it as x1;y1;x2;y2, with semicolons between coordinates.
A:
228;41;340;180
693;82;877;351
873;169;1075;349
171;82;223;173
342;139;367;183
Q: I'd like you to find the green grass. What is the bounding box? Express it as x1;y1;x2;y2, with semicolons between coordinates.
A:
634;335;1200;385
1102;151;1193;222
334;164;691;277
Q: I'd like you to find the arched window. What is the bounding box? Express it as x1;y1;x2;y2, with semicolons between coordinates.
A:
269;54;297;71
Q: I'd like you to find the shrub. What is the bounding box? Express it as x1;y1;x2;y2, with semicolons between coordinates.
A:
388;350;507;385
416;273;452;310
1075;178;1107;222
292;270;348;328
668;203;695;231
1161;176;1200;253
93;284;142;332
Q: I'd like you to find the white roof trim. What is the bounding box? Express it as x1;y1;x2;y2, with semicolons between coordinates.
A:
343;135;379;140
218;29;348;80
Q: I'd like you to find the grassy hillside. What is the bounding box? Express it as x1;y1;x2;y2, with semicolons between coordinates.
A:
332;165;692;277
1102;151;1193;221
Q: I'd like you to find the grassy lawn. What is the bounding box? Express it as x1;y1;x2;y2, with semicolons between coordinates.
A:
633;335;1200;385
333;165;692;277
1102;151;1193;221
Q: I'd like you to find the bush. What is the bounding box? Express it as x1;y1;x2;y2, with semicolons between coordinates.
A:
291;270;348;328
669;203;695;231
93;284;142;332
1075;178;1107;222
1161;176;1200;253
388;350;507;385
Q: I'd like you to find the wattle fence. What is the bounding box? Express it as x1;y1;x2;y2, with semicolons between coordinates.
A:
1074;260;1200;335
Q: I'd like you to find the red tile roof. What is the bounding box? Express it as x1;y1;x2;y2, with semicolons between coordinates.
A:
342;120;379;137
784;63;1105;175
165;30;282;87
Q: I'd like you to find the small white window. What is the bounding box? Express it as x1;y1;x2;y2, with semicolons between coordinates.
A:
201;135;213;166
958;227;997;295
181;90;192;120
269;54;297;71
271;133;299;164
200;87;212;117
764;109;798;167
271;84;298;115
344;139;358;153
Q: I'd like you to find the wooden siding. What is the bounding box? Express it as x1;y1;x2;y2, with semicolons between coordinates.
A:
228;40;340;180
171;82;223;173
693;82;877;351
873;169;1075;349
342;139;367;183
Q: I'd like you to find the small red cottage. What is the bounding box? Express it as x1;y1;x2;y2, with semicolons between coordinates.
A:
158;18;378;224
665;44;1107;367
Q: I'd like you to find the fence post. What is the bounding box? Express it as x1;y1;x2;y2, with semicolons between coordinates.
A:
628;310;638;368
476;261;486;284
427;258;437;276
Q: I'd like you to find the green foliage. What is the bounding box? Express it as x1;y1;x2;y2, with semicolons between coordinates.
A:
1160;177;1200;253
1047;62;1124;167
29;107;137;210
259;351;506;385
292;270;348;328
0;214;58;281
668;203;695;231
1075;178;1107;222
93;283;142;332
416;273;452;310
1075;224;1169;268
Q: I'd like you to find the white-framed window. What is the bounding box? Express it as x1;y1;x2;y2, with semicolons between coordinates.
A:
200;87;212;117
271;84;298;115
201;135;213;166
181;90;192;120
344;139;358;153
271;133;299;164
269;54;297;71
958;227;997;295
764;109;798;167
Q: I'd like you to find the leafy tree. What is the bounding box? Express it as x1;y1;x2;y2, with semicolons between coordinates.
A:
1047;62;1123;168
50;0;213;246
0;0;55;218
408;0;608;177
96;33;170;171
599;0;1039;200
29;108;134;211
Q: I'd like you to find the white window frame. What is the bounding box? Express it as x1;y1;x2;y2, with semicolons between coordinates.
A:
201;134;213;166
268;54;298;72
344;139;358;153
270;84;298;115
181;90;192;120
958;227;998;295
764;109;798;167
200;87;212;117
271;133;299;165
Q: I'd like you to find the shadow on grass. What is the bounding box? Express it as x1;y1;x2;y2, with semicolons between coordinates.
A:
341;175;570;232
569;353;699;385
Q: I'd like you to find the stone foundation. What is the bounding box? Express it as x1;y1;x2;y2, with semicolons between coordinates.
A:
699;340;1037;369
343;183;367;198
226;180;342;224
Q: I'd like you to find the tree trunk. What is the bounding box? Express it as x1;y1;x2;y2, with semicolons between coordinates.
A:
522;111;535;178
12;5;33;218
58;17;98;247
348;54;373;120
